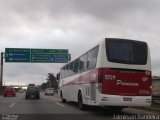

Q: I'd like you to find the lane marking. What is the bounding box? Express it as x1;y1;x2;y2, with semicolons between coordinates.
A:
9;103;16;108
56;102;64;107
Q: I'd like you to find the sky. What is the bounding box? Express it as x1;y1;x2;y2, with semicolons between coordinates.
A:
0;0;160;86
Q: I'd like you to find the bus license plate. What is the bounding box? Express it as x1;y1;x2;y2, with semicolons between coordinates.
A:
123;97;132;101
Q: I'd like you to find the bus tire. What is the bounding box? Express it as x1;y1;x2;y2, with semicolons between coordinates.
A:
78;92;86;110
61;91;66;103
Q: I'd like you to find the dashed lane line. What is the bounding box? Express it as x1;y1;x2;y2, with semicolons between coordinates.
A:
9;103;16;108
56;102;65;107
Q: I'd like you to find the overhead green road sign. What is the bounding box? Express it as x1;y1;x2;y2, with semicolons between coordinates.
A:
31;54;68;63
31;54;50;62
5;48;30;62
31;49;68;54
5;48;69;63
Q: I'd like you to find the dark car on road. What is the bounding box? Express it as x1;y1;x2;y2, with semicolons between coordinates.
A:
25;86;40;99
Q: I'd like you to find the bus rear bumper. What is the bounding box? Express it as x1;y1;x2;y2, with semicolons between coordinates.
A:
98;94;152;107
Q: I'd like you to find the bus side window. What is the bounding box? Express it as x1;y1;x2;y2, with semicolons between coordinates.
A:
69;62;74;76
88;46;99;70
60;70;62;79
87;61;89;70
79;53;88;72
79;60;84;72
65;64;69;77
73;59;79;74
61;67;65;79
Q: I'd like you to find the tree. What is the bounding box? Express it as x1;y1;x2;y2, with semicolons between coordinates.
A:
41;83;47;90
46;73;58;89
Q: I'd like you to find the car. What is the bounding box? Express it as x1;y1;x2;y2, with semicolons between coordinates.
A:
3;87;16;97
25;86;40;99
18;89;25;93
45;88;54;95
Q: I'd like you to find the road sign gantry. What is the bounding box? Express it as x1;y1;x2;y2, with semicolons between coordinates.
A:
5;48;69;63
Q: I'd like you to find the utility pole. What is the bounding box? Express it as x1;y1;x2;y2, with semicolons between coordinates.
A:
0;52;4;86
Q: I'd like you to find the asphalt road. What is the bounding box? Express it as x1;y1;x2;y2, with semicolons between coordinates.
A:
0;92;139;120
0;92;122;120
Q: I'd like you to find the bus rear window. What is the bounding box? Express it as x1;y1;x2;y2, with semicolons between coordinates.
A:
106;39;148;65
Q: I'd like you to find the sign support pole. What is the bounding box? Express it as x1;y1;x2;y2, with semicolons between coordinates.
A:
0;52;3;86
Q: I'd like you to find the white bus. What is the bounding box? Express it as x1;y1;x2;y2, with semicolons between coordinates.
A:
58;38;152;111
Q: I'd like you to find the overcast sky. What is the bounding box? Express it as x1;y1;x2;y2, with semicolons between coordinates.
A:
0;0;160;86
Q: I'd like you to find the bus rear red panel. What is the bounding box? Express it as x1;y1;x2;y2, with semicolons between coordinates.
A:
99;68;151;96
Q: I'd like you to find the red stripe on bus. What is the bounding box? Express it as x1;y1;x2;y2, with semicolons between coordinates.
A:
63;68;151;96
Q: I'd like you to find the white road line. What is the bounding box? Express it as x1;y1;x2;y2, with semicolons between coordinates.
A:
56;102;64;107
9;103;16;108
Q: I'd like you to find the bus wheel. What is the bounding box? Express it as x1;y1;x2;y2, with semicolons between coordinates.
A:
78;92;86;110
61;91;66;103
62;98;66;103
